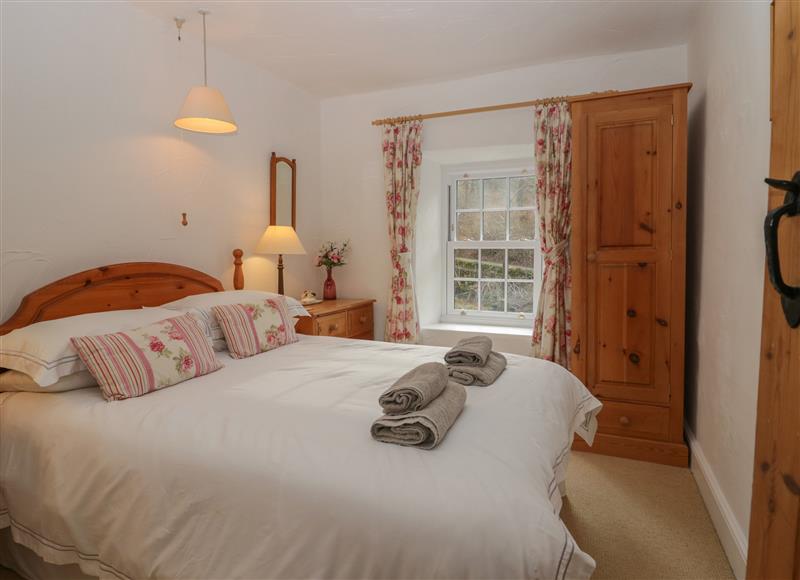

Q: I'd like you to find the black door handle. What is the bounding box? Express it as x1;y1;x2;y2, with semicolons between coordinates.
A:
764;170;800;328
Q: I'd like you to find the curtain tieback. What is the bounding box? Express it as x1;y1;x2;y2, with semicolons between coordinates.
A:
393;250;414;270
542;240;568;265
542;239;568;256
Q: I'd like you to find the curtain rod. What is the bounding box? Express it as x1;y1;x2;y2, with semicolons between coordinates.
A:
371;94;573;126
370;84;693;126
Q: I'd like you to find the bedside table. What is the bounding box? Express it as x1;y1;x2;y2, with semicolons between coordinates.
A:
295;299;376;340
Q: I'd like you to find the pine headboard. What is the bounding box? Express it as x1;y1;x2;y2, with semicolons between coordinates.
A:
0;262;223;335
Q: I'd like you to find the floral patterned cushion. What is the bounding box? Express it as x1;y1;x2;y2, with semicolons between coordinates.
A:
70;314;222;401
212;297;298;359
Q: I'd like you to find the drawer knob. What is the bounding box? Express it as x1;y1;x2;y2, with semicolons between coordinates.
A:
619;416;631;427
359;315;367;323
587;253;597;262
330;324;339;331
629;352;641;364
626;309;637;318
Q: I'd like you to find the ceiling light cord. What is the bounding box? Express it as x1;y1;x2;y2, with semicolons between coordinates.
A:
200;10;208;86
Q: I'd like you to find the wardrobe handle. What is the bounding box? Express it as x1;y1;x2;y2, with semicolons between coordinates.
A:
764;171;800;328
619;416;631;427
572;338;581;355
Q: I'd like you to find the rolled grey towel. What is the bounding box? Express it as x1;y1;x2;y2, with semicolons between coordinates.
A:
444;335;493;366
371;382;467;449
378;362;448;415
447;351;507;386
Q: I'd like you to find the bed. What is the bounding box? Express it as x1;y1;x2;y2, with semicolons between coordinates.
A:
0;262;601;580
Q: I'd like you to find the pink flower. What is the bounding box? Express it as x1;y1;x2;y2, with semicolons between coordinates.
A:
278;323;286;333
266;333;278;346
149;336;165;353
244;305;256;316
181;355;194;371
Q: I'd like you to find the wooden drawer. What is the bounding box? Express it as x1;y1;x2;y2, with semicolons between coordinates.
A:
316;312;348;338
347;305;373;337
597;400;670;441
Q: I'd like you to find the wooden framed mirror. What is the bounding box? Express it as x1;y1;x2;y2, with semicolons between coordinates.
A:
270;152;296;228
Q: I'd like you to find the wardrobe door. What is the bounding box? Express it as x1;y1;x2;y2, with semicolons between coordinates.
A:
585;102;674;405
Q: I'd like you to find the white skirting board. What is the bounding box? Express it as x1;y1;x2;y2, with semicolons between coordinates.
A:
686;428;748;580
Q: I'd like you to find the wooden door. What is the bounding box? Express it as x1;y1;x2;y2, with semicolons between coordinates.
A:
746;2;800;577
585;101;674;405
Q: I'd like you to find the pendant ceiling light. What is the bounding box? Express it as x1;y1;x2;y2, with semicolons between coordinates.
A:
174;10;237;134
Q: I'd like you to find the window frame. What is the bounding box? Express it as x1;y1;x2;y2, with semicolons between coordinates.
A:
440;165;542;328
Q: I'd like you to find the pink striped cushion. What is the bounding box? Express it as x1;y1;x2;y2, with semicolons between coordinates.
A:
71;314;222;401
212;297;298;359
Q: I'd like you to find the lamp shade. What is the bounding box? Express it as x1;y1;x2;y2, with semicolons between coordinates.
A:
256;226;306;255
174;86;237;134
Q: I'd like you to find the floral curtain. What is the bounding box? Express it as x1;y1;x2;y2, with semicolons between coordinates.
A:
383;121;423;343
531;102;572;367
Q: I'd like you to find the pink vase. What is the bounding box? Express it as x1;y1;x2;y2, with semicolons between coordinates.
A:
323;267;337;300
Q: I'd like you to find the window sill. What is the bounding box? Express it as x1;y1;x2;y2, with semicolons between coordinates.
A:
422;322;531;337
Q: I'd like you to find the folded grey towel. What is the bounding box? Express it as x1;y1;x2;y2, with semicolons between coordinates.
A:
444;335;493;366
447;351;507;386
378;362;448;415
371;382;467;449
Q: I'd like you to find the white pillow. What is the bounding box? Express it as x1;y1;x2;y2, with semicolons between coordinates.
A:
161;291;310;351
0;369;96;393
0;307;178;387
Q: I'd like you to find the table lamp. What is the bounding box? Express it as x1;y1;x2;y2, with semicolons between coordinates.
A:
256;226;306;295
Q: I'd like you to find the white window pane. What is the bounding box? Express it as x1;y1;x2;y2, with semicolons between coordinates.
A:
509;209;536;240
480;281;505;312
454;249;478;278
508;249;535;280
480;249;505;279
456;212;480;240
510;176;535;207
457;180;481;210
483;211;507;240
483;178;507;209
454;280;478;310
508;282;534;313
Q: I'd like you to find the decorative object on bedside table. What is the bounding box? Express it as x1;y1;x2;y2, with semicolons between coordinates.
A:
316;240;350;300
300;290;322;305
295;299;375;340
256;225;307;295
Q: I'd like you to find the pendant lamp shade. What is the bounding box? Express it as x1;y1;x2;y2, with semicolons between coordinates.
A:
174;11;237;135
175;86;236;134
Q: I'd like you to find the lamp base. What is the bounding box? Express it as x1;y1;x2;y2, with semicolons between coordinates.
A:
277;254;285;295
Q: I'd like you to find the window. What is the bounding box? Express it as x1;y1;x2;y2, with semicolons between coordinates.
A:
443;168;541;327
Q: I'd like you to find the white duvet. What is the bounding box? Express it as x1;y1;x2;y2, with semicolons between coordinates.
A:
0;336;601;579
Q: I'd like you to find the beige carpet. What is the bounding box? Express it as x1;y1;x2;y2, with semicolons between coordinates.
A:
0;452;735;580
562;451;734;579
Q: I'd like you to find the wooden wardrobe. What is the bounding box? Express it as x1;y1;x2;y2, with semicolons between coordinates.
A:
570;83;690;467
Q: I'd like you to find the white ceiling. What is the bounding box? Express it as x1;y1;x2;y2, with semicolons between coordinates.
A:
135;1;699;97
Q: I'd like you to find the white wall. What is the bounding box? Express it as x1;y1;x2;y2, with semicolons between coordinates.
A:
320;44;688;343
685;3;770;578
0;1;323;321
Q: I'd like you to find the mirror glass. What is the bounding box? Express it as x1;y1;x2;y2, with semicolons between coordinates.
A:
275;162;293;226
270;153;296;228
